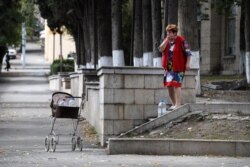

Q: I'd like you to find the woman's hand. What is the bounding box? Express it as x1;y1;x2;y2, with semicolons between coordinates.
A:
185;64;190;71
158;38;168;52
185;56;191;71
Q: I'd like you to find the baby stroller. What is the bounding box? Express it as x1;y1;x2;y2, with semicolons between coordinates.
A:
45;92;84;152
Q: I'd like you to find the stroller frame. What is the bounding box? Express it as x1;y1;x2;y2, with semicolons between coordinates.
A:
45;91;84;152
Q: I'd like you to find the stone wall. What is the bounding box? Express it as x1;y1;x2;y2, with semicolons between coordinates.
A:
48;73;70;92
84;66;198;146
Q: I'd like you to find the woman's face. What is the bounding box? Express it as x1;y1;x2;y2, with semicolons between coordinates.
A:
167;31;176;40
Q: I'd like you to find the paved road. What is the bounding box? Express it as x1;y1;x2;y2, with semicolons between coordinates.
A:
0;43;250;167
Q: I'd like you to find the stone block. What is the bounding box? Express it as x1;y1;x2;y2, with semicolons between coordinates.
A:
100;119;114;135
144;105;158;119
124;75;144;88
100;134;116;147
124;105;144;119
99;74;123;89
154;89;169;105
99;88;114;104
182;89;196;103
236;141;250;157
62;77;70;89
108;138;170;155
170;140;235;156
113;120;134;135
183;76;196;89
113;89;134;104
70;74;79;96
145;75;163;88
100;104;124;120
133;120;146;127
135;89;154;104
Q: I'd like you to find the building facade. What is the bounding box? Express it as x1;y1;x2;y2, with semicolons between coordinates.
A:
200;0;243;75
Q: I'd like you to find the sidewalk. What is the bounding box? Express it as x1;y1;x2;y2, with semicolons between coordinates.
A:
0;43;249;167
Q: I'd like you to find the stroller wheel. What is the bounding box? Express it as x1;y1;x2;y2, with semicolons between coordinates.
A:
44;136;50;152
77;137;83;151
71;137;76;151
50;137;57;152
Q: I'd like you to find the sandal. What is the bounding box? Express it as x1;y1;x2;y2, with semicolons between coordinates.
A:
168;106;175;110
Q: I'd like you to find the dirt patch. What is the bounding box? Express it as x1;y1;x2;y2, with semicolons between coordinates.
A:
139;112;250;140
79;120;101;147
137;77;250;140
200;77;250;102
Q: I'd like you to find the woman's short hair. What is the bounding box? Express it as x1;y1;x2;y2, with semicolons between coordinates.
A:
166;24;178;33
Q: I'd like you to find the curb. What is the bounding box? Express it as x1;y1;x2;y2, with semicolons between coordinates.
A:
0;102;50;108
108;138;250;157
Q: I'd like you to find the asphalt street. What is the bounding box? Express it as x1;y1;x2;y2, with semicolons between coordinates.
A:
0;43;249;167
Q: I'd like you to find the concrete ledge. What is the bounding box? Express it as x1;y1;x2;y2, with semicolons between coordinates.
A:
190;103;250;115
108;138;250;157
119;104;190;137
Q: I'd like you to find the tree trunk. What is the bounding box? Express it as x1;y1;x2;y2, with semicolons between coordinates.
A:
162;0;168;38
142;0;153;66
178;0;201;95
97;0;112;67
72;0;86;67
151;0;162;67
112;0;125;66
83;1;91;68
245;0;250;83
133;0;143;66
88;0;96;68
168;0;178;25
79;24;86;67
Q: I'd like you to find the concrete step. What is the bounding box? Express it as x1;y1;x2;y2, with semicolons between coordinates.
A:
119;104;190;137
0;71;49;77
0;102;50;108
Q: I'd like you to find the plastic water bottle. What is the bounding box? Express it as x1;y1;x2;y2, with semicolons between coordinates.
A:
68;98;76;107
158;100;167;117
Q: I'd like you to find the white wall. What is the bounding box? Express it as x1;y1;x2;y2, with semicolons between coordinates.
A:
44;21;76;63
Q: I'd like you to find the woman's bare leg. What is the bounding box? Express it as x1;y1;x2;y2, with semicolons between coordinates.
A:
167;86;176;106
175;87;182;107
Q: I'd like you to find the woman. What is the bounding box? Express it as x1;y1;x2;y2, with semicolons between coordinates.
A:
159;24;192;110
5;50;11;71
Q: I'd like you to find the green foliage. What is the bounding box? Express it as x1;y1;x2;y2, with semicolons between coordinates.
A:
197;0;242;21
50;59;75;75
20;0;43;38
0;1;22;46
35;0;72;33
211;0;241;15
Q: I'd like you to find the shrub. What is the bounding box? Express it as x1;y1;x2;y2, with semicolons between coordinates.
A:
50;59;74;75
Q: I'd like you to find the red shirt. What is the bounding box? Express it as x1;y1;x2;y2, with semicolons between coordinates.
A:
162;36;187;72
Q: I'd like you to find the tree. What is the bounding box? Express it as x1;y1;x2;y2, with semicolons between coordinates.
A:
162;0;178;37
151;0;162;67
142;0;152;66
96;0;112;66
0;0;22;69
112;0;125;66
71;0;86;66
133;0;143;66
178;0;201;95
168;0;178;24
121;0;132;66
162;0;168;37
20;0;43;39
245;0;250;83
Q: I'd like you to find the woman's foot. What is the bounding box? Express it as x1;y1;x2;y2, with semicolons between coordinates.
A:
168;105;181;110
168;105;175;110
